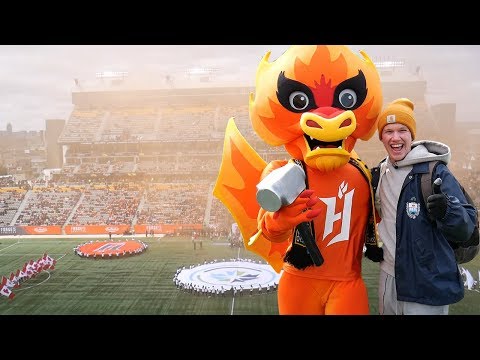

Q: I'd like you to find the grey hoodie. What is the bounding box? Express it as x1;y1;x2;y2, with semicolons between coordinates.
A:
374;140;451;276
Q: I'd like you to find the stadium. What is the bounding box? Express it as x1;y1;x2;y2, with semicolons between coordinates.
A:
0;60;479;315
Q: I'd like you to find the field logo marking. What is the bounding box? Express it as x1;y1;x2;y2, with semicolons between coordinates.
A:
95;242;126;252
75;239;147;258
175;259;281;292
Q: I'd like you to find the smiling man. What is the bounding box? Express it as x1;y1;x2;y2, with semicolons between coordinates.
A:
378;98;416;163
368;98;477;315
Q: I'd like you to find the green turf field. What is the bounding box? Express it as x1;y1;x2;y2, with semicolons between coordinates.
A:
0;236;478;315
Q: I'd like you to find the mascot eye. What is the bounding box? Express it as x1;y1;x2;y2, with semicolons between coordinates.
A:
338;89;357;109
289;91;310;111
276;71;316;113
332;70;367;111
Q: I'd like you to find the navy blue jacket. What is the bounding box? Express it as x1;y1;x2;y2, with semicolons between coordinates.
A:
371;161;477;306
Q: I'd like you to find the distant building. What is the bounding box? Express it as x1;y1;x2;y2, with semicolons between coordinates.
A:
0;127;45;181
45;119;65;169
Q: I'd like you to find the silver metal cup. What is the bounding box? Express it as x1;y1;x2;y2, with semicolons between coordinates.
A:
256;161;306;212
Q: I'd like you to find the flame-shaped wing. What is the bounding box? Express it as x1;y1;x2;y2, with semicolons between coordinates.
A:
213;118;287;272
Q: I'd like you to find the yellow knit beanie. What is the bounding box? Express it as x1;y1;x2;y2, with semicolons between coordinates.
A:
377;98;416;140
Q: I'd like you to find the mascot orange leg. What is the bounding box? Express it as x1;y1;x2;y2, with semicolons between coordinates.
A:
278;272;369;315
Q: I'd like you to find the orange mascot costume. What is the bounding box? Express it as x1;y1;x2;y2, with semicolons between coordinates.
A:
214;45;383;314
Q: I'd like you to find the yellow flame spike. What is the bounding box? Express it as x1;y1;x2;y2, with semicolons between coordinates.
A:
213;118;287;272
359;50;374;66
262;50;272;63
212;117;265;246
249;92;255;106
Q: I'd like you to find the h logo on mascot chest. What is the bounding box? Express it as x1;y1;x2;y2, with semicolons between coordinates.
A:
320;182;354;247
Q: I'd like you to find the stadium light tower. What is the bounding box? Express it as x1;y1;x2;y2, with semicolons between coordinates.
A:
96;71;129;87
373;59;405;69
96;71;129;79
185;66;219;83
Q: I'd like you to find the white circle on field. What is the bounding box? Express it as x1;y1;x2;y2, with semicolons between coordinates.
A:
176;260;281;290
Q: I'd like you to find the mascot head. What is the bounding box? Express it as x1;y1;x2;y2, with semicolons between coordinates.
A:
249;45;383;172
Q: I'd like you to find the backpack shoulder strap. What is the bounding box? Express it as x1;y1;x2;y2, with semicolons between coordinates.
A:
420;160;440;221
371;158;386;193
348;156;383;248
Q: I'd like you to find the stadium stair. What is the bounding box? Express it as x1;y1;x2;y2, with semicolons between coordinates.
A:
203;183;214;226
10;190;32;226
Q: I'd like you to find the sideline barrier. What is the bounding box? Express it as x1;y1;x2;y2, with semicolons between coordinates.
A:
0;224;204;236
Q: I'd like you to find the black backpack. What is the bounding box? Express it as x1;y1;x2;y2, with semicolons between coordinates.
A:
420;161;480;264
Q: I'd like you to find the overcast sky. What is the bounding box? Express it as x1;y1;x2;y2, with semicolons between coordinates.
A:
0;45;478;132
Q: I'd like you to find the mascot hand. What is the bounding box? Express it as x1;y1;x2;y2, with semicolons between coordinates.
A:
261;189;321;242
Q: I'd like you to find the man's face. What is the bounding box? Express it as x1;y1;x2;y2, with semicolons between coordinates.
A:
380;123;413;162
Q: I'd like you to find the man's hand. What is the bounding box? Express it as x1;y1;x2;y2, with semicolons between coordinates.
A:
427;178;448;220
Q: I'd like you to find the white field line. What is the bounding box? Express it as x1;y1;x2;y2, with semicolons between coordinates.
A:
15;271;51;292
17;240;85;243
6;253;65;292
0;254;66;256
229;252;241;315
14;239;159;244
0;241;20;252
230;296;235;315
